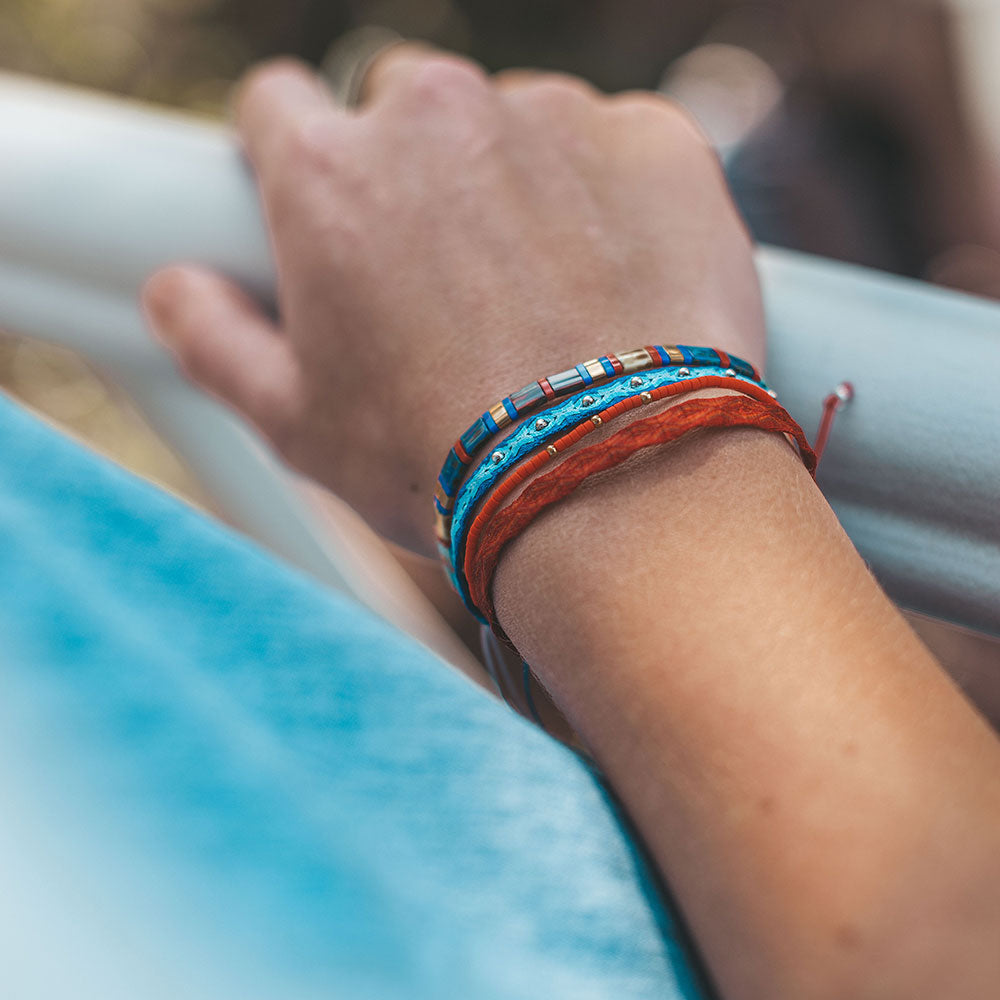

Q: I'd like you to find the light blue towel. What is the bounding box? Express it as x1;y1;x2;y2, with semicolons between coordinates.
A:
0;393;712;1000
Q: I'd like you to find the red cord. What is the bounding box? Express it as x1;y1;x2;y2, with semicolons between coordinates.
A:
813;382;854;466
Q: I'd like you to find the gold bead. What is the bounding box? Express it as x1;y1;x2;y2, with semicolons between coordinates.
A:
640;392;652;403
591;415;603;427
547;445;558;457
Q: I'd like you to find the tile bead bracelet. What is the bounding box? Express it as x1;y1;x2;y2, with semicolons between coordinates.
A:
434;345;761;524
443;367;774;614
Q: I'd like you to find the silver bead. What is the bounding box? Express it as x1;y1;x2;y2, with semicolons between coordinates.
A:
767;389;778;399
724;368;736;378
629;376;644;388
491;451;504;464
834;382;854;404
581;395;596;407
677;367;691;378
534;418;549;431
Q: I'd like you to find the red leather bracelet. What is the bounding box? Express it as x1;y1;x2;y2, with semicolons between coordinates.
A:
466;393;817;629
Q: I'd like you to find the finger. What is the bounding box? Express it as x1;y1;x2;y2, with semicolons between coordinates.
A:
143;266;301;444
234;58;340;176
356;42;487;109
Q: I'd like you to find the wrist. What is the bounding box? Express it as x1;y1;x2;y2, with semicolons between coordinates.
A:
491;424;817;685
461;383;812;635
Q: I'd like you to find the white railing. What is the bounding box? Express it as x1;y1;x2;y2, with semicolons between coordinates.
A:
1;72;998;650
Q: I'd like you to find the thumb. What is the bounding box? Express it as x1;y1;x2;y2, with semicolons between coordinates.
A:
143;266;301;446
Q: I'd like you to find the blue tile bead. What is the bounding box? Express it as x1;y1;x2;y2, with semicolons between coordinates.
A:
549;369;585;393
439;450;467;495
460;421;490;455
509;383;546;411
687;346;721;366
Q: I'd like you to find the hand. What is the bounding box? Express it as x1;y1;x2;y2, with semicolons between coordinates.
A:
143;49;763;555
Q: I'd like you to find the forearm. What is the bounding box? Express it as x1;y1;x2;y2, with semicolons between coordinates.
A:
494;427;1000;1000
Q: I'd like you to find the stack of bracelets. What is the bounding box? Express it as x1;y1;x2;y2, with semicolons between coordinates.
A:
435;345;818;730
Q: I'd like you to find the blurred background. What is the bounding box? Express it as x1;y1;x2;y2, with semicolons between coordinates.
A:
2;0;1000;497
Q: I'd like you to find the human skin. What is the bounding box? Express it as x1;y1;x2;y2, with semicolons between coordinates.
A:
143;50;1000;1000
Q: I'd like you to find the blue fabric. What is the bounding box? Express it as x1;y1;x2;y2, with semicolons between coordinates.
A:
0;393;712;1000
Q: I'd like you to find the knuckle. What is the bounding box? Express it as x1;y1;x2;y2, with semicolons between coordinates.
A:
608;90;672;121
237;57;311;111
521;75;600;110
611;91;711;146
407;56;489;106
262;118;350;215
